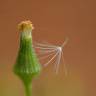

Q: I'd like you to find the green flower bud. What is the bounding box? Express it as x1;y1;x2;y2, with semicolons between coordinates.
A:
13;20;41;96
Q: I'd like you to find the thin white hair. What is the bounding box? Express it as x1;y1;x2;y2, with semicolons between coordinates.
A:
33;38;69;75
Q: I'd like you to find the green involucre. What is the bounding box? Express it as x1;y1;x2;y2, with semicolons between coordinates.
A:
14;37;41;83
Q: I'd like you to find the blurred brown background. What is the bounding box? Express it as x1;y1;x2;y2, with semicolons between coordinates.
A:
0;0;96;96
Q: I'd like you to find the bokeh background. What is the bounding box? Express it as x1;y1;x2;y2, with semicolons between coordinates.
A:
0;0;96;96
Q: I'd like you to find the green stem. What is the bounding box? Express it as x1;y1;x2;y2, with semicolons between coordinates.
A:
24;83;32;96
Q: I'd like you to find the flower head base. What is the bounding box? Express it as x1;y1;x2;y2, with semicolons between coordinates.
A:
14;21;41;86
